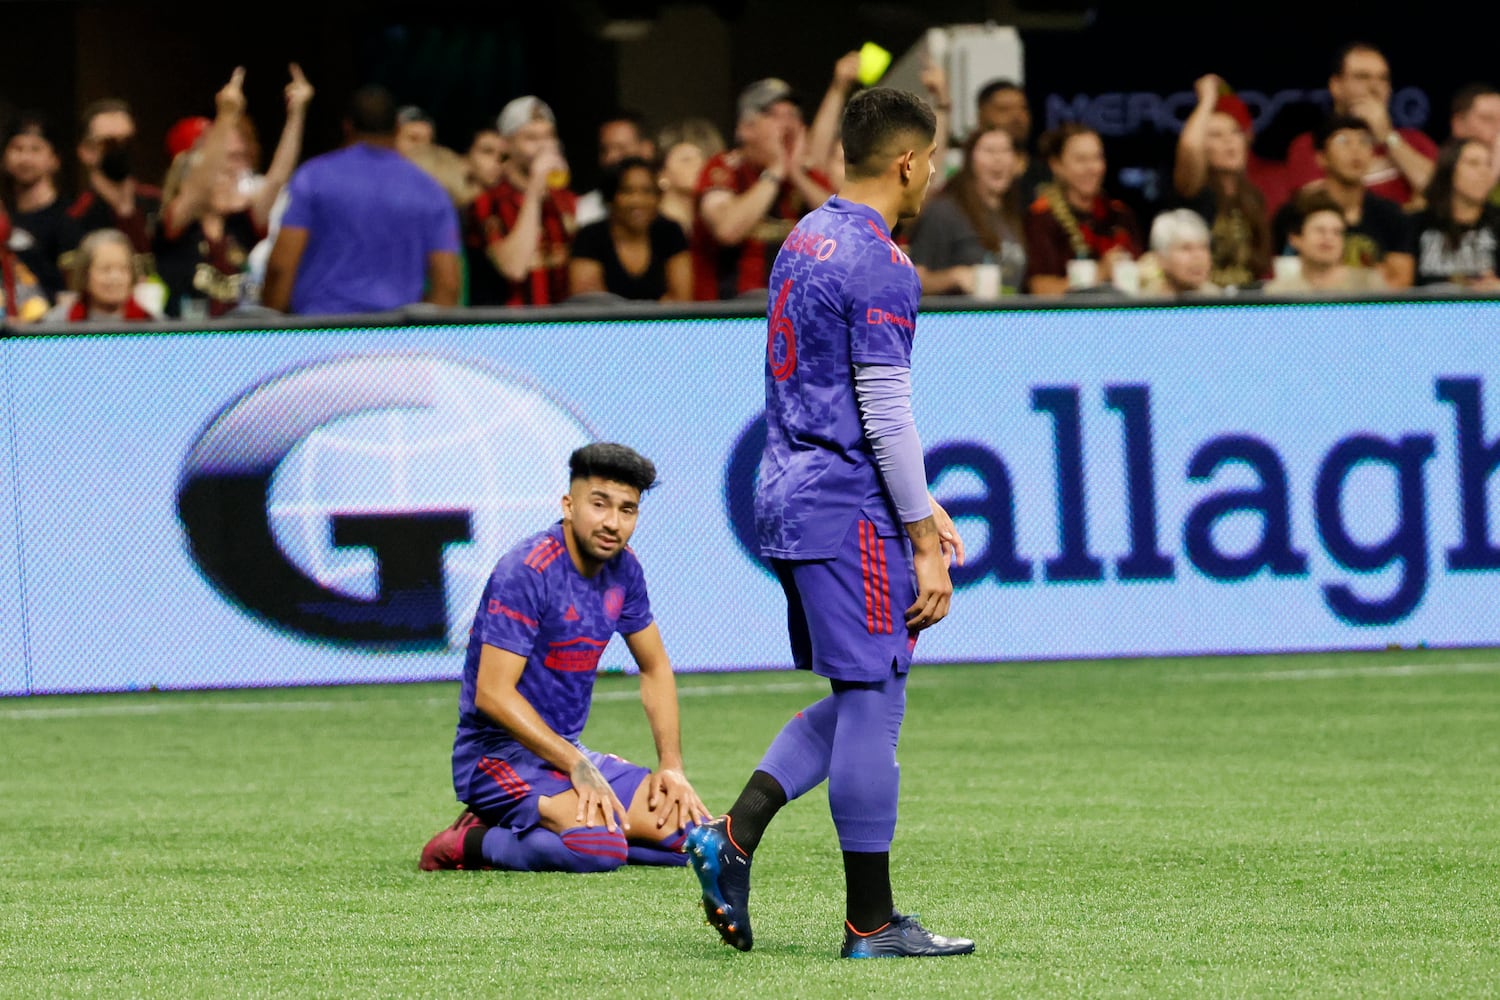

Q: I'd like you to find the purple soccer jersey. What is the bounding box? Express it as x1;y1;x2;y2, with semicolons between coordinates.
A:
754;196;921;559
451;522;652;803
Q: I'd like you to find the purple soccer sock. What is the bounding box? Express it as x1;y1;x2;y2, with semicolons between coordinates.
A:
827;673;908;852
755;694;839;801
480;825;628;872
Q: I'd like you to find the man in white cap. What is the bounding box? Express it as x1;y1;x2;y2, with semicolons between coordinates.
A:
467;95;576;306
691;78;833;300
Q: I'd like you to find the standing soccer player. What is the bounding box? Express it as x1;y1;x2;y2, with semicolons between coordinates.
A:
419;442;711;873
687;88;974;958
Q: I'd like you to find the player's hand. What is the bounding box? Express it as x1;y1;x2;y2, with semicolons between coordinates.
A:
647;767;711;831
571;756;629;833
905;521;953;631
930;496;965;566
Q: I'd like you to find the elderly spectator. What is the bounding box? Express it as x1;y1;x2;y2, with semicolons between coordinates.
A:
656;118;725;236
1448;83;1500;201
1024;123;1141;296
156;65;313;318
568;157;690;302
45;228;153;321
1283;43;1437;210
1273;114;1414;287
1141;209;1220;296
576;109;655;227
395;106;436;158
1173;75;1272;288
2;111;78;299
66;98;160;256
975;79;1047;206
262;84;459;315
1264;191;1386;294
692;78;833;300
908;126;1026;295
0;202;49;321
467;95;575;307
1409;140;1500;288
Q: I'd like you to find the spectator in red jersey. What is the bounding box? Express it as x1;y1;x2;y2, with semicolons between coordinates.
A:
1281;43;1437;211
467;95;576;307
67;98;160;257
155;65;313;318
692;78;833;300
2;111;78;299
1024;123;1141;296
1173;75;1272;288
44;228;153;322
576;110;655;227
656;118;725;236
569;157;691;302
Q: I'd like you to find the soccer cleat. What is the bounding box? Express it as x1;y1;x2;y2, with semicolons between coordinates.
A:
418;808;489;871
686;817;753;951
840;912;976;959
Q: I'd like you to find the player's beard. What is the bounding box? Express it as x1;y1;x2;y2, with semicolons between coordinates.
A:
570;521;622;565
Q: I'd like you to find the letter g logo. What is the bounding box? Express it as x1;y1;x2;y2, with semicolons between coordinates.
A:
176;355;593;648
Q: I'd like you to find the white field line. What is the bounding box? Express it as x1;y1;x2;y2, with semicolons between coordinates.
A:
1170;660;1500;683
0;678;827;721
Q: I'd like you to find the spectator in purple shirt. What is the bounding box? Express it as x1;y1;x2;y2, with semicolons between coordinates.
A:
263;85;460;315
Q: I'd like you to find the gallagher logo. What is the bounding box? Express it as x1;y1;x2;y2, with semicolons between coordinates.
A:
176;354;593;649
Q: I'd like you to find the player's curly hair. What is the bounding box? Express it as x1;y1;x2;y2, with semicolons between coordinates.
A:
569;442;658;494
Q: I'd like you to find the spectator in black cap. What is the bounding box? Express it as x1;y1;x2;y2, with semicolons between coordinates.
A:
690;77;833;299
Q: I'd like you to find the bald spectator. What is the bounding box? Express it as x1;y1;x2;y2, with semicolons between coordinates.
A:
576;110;654;227
67;98;161;257
691;78;833;300
262;84;460;315
1283;43;1437;210
467;96;576;307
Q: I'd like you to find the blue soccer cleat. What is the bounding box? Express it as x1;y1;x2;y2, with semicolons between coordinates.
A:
687;817;753;951
840;912;976;958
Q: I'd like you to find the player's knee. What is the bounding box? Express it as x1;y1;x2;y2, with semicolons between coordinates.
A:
559;826;628;872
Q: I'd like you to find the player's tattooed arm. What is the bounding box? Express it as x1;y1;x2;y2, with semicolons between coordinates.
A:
570;755;630;834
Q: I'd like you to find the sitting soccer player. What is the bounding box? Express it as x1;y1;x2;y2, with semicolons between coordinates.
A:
419;442;711;873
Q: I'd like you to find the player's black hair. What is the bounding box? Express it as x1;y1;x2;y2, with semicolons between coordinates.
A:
976;78;1023;105
569;442;658;494
599;156;655;203
347;85;398;136
840;88;936;181
1314;112;1375;151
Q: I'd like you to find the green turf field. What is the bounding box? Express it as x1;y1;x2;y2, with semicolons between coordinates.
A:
3;648;1499;998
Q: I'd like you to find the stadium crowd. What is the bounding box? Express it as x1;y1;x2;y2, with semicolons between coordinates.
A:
4;39;1500;323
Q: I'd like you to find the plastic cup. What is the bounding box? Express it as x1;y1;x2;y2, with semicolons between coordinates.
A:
1067;259;1099;289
